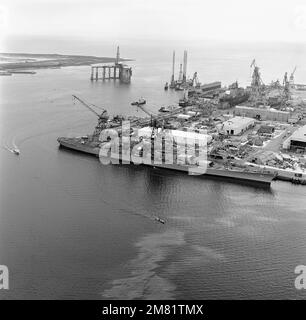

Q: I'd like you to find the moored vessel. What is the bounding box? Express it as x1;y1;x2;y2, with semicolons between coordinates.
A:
57;136;275;186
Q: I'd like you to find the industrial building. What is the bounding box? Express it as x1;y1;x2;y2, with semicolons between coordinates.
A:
251;151;278;165
219;116;255;136
201;81;222;92
283;125;306;151
234;105;290;122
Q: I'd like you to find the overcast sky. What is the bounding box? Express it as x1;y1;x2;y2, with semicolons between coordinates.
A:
1;0;306;43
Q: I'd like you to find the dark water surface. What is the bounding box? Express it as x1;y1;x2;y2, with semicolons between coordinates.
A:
1;39;306;299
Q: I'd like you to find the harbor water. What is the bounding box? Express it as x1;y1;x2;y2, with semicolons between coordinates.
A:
0;37;306;299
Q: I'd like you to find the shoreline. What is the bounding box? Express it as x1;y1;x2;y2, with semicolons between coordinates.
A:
0;52;133;71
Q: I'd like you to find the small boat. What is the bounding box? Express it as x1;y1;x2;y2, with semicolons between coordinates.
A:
131;98;146;106
164;82;169;90
155;217;165;224
12;148;20;155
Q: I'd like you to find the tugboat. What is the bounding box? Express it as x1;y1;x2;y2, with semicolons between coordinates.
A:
12;148;20;155
155;217;165;224
164;82;169;90
131;98;146;106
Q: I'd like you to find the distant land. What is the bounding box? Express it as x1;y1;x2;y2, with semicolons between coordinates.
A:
0;53;132;72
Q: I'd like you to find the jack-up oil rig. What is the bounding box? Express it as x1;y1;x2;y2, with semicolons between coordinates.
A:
169;50;188;90
90;46;132;83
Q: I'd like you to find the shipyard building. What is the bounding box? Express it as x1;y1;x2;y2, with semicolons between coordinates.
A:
283;125;306;151
219;116;255;135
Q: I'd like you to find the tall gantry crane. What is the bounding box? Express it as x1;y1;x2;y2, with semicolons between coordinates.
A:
133;104;164;138
72;95;108;119
289;66;297;85
282;72;291;100
192;72;201;88
250;59;264;89
131;102;184;136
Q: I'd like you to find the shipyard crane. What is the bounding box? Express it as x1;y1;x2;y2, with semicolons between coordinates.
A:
250;59;256;68
131;102;183;135
134;104;164;137
282;72;290;100
72;95;108;119
250;59;265;106
72;95;109;139
282;72;288;86
289;66;297;84
133;103;182;124
191;72;201;88
250;59;263;87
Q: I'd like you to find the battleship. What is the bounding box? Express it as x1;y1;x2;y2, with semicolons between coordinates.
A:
58;95;275;187
57;136;275;186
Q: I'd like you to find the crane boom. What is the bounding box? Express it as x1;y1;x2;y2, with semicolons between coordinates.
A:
250;59;256;68
290;66;297;81
192;72;200;87
72;95;105;118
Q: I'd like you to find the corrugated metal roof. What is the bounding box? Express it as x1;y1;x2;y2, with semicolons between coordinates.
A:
291;125;306;143
222;116;254;129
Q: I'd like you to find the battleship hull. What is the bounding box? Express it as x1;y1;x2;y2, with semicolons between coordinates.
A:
146;163;274;186
58;137;274;186
58;137;100;155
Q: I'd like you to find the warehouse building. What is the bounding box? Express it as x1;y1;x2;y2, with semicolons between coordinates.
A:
283;125;306;151
219;116;255;135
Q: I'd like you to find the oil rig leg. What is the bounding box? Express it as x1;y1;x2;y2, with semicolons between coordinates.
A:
90;67;94;81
